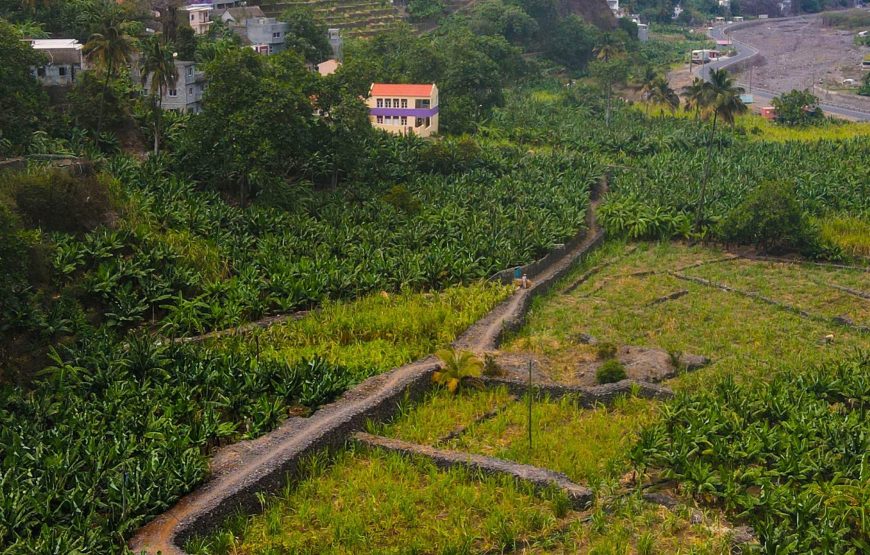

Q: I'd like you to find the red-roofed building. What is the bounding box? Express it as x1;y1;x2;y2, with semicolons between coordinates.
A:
367;83;439;137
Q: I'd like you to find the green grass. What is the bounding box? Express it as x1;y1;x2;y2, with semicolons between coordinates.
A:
818;214;870;258
448;395;656;486
508;241;869;391
213;281;512;382
686;258;869;325
187;447;572;554
373;385;517;445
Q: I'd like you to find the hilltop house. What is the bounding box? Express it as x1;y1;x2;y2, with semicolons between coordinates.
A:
367;83;439;137
28;39;86;86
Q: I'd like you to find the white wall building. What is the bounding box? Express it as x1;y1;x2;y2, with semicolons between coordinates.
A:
142;60;206;113
28;39;86;86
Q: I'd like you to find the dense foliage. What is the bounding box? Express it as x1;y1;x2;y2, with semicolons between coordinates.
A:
632;354;870;552
772;89;824;126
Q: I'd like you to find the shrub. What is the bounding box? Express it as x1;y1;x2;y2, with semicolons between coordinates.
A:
595;341;618;360
772;90;824;126
596;359;627;384
3;169;118;233
382;184;421;215
718;180;820;255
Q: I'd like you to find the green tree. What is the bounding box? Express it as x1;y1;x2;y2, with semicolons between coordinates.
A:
281;7;332;64
0;19;48;152
180;48;316;204
83;16;134;138
544;15;599;71
772;89;824;126
591;33;626;127
175;24;196;60
696;68;747;229
139;34;178;155
648;75;680;114
860;72;870;97
682;76;706;121
639;67;658;115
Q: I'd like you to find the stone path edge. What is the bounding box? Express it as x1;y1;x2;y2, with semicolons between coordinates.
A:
352;432;594;510
129;199;608;554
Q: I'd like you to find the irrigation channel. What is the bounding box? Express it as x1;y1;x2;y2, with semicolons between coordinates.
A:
131;186;653;553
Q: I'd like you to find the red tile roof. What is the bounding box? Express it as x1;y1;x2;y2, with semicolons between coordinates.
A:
370;83;435;97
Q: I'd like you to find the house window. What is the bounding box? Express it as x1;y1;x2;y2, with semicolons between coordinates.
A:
268;45;273;54
187;67;193;76
376;116;383;124
272;32;281;38
415;117;423;127
58;66;67;76
376;98;383;108
190;14;195;21
425;117;431;127
400;116;407;126
401;99;408;108
169;89;177;97
384;98;392;108
188;86;194;95
415;99;430;109
37;67;46;77
393;98;399;107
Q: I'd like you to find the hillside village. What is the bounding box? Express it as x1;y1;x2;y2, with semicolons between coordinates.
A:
1;0;869;553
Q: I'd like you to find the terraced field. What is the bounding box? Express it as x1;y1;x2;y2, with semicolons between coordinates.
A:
190;242;869;553
263;0;403;38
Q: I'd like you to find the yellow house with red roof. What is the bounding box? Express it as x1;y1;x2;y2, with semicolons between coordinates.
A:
367;83;439;137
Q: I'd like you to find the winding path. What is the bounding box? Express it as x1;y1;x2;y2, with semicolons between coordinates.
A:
129;192;606;553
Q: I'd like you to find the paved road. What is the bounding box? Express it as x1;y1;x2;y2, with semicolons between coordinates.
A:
700;20;870;121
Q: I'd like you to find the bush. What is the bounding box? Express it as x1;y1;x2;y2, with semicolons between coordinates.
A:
596;341;618;360
772;89;824;126
717;180;820;255
596;359;627;384
2;169;118;234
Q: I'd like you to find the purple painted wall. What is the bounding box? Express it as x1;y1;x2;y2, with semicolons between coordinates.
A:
369;107;439;117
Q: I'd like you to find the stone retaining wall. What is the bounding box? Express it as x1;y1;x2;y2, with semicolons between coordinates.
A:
353;432;594;509
131;201;610;553
481;377;674;406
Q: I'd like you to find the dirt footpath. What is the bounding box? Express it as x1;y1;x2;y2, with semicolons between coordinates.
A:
731;16;870;112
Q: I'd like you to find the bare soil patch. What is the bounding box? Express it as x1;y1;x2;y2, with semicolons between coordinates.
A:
730;16;870;112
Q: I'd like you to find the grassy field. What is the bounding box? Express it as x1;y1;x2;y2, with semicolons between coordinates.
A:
214;282;512;383
193;241;868;553
508;241;868;390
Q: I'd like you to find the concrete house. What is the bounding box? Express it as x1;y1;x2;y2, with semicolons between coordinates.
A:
367;83;439;137
142;60;206;113
28;39;86;86
179;4;213;35
217;7;288;55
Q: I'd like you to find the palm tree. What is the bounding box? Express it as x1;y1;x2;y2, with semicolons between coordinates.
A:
139;35;178;155
594;34;623;127
84;19;134;138
682;77;707;122
695;68;747;229
648;76;680;115
639;67;658;116
433;349;483;393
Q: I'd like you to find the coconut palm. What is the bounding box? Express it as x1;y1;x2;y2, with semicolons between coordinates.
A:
648;76;680;115
139;35;178;155
682;77;707;122
639;67;658;115
84;18;134;138
433;348;483;393
696;68;747;229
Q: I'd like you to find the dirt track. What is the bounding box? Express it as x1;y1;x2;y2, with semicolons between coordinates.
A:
730;15;870;112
